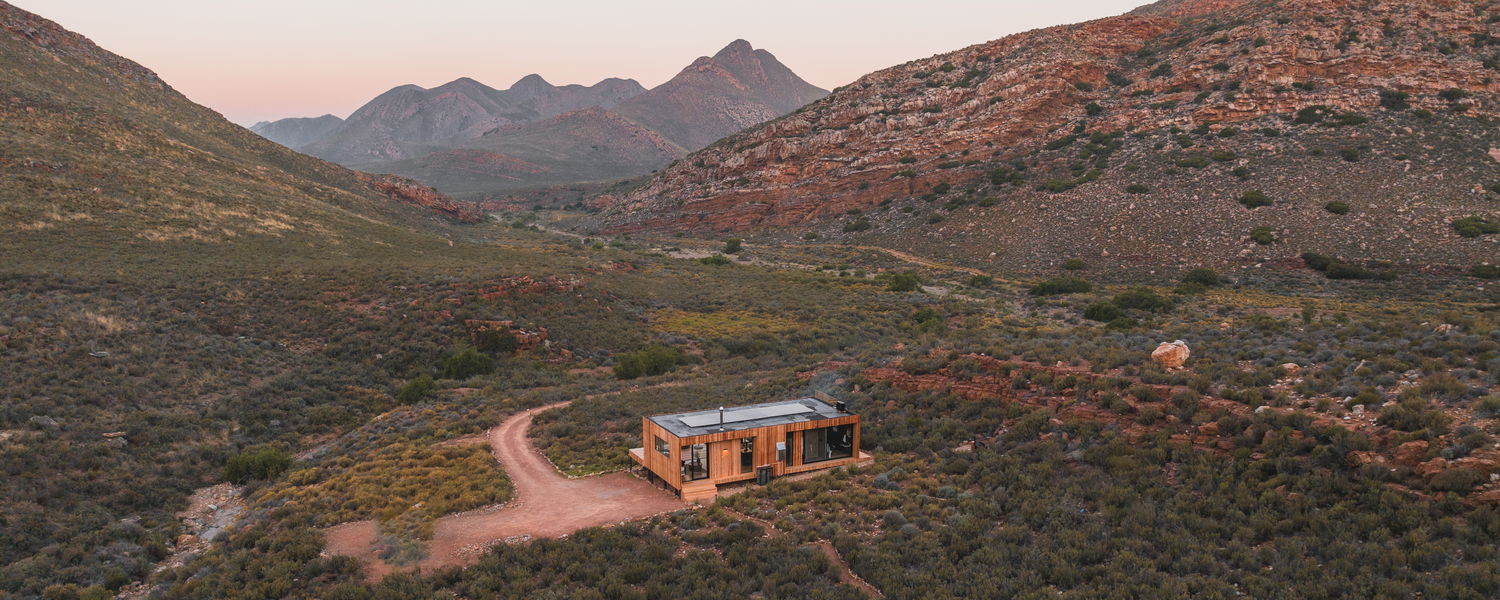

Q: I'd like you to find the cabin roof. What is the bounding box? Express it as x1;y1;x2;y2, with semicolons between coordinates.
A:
649;398;850;438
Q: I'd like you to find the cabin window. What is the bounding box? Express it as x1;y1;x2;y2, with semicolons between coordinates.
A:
740;438;755;474
654;435;670;458
682;443;709;481
801;424;854;464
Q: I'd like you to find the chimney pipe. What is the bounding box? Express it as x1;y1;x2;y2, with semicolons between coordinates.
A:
718;406;725;430
835;400;848;413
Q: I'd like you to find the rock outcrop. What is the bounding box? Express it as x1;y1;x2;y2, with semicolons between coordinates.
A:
1152;340;1191;369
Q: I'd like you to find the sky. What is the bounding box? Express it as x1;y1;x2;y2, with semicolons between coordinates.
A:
19;0;1149;126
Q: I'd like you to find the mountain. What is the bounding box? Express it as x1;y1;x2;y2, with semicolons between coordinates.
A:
295;75;646;166
595;0;1500;275
0;0;469;268
250;114;343;149
254;41;826;198
612;39;830;150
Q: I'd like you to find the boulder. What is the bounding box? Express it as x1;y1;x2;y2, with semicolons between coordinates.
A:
1279;363;1302;377
1151;340;1191;369
1394;440;1430;466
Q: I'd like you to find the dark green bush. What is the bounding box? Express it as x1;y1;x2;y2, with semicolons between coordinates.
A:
613;345;691;380
1126;184;1149;194
1029;277;1092;296
883;272;923;292
723;239;742;254
224;446;293;484
1113;287;1171;311
441;346;495;380
1239;190;1273;209
1471;264;1500;279
1083;302;1125;322
395;374;435;405
1324;201;1350;215
1250;226;1276;245
1452;216;1499;238
1061;258;1087;271
1182;268;1222;287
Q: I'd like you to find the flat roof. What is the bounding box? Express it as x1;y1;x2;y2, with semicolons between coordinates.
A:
649;398;850;438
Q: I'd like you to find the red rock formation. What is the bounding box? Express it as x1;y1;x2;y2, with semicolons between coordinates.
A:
359;173;482;223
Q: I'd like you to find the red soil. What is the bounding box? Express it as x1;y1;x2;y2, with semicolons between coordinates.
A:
322;402;686;580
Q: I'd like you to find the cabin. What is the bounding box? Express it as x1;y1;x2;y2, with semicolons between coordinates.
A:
629;396;868;503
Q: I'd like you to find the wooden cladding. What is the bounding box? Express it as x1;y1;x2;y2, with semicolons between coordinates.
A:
637;413;861;492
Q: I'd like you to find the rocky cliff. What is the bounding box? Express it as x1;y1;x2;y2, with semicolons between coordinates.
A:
597;0;1500;275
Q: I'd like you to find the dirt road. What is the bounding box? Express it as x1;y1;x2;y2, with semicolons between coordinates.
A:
323;402;686;580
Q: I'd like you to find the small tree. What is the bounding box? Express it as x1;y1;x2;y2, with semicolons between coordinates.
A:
884;272;922;292
1182;268;1221;287
723;238;742;254
442;346;495;380
396;374;435;404
224;446;293;484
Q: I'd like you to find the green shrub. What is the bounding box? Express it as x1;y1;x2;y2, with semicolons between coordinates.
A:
883;271;923;292
699;254;732;265
1476;396;1500;418
1438;88;1470;101
1430;468;1486;493
225;446;293;484
1337;148;1361;162
395;374;435;405
441;346;495;380
723;239;742;254
474;329;519;355
1113;287;1171;311
1301;252;1333;271
1324;201;1350;215
1030;277;1092;295
1471;264;1500;279
613;345;691;380
1378;89;1410;111
1176;155;1211;168
1452;216;1499;237
1084;302;1124;322
1250;226;1276;245
967;274;995;288
843;217;873;232
1085;102;1104;116
1239;190;1273;208
1211;149;1237;162
1182;268;1222;287
1062;258;1087;271
1126;184;1150;194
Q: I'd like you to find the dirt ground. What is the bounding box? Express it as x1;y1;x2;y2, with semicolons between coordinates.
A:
323;402;686;580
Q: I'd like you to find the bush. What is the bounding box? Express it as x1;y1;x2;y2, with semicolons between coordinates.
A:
441;346;495;380
967;275;995;288
1452;216;1499;238
883;271;923;292
1239;190;1273;209
1301;252;1333;271
699;255;732;265
1325;261;1376;280
1476;396;1500;418
1438;87;1470;102
843;217;872;232
613;345;691;380
1182;268;1221;287
1250;226;1276;245
1062;258;1087;271
1030;277;1092;296
224;446;293;484
395;374;434;405
1125;184;1150;194
1083;302;1124;322
1378;89;1410;111
473;329;519;355
1430;468;1485;493
723;239;742;254
1324;201;1350;215
1113;287;1171;311
1471;264;1500;279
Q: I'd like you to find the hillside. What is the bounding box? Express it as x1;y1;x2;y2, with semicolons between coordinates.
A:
596;0;1500;277
0;1;471;268
258;41;826;198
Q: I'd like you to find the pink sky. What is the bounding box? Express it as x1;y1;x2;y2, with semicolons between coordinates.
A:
19;0;1148;125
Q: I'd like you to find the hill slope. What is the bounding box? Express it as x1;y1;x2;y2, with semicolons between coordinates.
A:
250;114;343;149
0;1;472;267
597;0;1500;275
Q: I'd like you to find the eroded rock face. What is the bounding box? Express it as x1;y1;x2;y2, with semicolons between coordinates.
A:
596;0;1500;271
359;173;482;223
1152;340;1191;369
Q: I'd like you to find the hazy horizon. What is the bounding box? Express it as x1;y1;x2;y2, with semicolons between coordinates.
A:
19;0;1148;126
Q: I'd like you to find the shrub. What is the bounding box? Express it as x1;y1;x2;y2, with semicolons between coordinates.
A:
1378;89;1410;111
1239;190;1273;208
1477;396;1500;418
1211;149;1237;162
1438;87;1470;101
1126;184;1150;194
1083;302;1124;322
1452;216;1499;237
474;329;519;355
1471;264;1500;279
967;274;995;288
883;271;923;292
395;374;435;405
1376;398;1452;433
224;446;293;484
1030;277;1092;295
1176;155;1211;168
1301;252;1333;271
1430;468;1486;493
613;345;691;380
1250;226;1276;245
1182;268;1221;287
1062;258;1087;271
1113;287;1171;311
699;254;732;265
1085;102;1104;116
843;217;873;232
442;346;496;379
1324;201;1350;215
723;239;742;254
1325;261;1376;280
1337;148;1361;162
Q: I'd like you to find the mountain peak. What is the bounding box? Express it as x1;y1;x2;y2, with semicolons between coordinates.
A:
512;73;554;91
714;39;756;60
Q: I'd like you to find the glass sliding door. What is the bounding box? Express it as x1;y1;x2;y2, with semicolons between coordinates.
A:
682;443;709;481
801;424;854;464
740;438;754;474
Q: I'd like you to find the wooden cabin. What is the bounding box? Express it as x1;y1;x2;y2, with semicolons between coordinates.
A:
629;397;868;503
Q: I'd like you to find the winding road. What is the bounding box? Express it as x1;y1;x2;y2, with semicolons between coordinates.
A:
323;401;686;580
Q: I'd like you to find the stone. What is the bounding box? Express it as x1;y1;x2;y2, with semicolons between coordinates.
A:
1394;440;1429;466
1151;340;1191;369
26;415;57;428
1279;363;1301;377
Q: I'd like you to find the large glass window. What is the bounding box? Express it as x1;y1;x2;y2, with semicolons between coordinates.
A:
740;438;755;474
801;424;854;464
682;443;709;481
654;435;670;458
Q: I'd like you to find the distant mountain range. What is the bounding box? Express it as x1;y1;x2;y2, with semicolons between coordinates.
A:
252;41;827;198
594;0;1500;275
